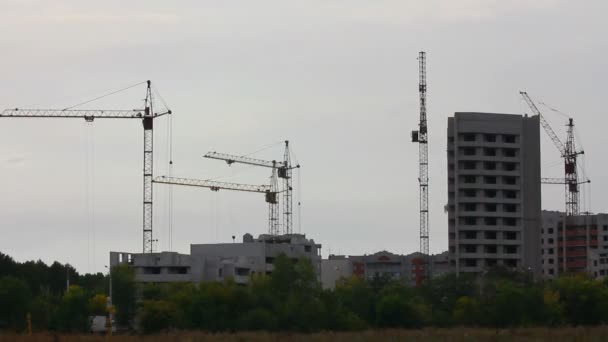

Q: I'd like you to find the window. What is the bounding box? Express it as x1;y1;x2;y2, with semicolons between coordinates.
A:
548;238;554;244
504;231;517;240
505;259;517;267
463;217;477;225
604;225;608;232
548;248;554;255
484;161;497;170
464;203;477;212
549;269;554;275
604;236;608;242
464;259;477;267
504;204;517;213
485;189;497;198
305;245;312;252
541;228;544;234
484;148;497;156
485;203;497;212
463;147;476;156
463;133;476;142
503;176;517;185
484;134;497;142
504;218;517;226
503;148;517;157
484;176;497;184
503;162;517;171
548;228;554;234
503;134;517;143
463;189;476;197
486;259;498;266
485;231;497;239
549;259;554;264
504;245;517;254
463;231;477;239
464;245;477;253
503;190;517;199
449;233;455;240
485;245;497;254
463;161;476;170
463;175;476;184
485;217;497;226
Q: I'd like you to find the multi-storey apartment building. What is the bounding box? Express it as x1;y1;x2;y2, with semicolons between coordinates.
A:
447;112;541;276
320;251;449;289
541;210;608;279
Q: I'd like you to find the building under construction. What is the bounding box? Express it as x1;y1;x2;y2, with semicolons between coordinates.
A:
541;210;608;279
110;233;321;285
447;112;542;276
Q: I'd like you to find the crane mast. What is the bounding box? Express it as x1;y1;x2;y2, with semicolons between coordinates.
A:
520;92;585;216
204;141;300;235
0;81;171;253
411;52;430;274
280;141;294;235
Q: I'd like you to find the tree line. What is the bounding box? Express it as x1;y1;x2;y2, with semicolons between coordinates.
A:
2;251;608;333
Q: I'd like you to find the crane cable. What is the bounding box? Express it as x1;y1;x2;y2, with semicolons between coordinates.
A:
63;81;147;110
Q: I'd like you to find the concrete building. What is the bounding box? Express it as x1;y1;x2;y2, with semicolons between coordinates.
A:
447;112;542;276
541;210;608;279
321;251;449;289
110;233;321;285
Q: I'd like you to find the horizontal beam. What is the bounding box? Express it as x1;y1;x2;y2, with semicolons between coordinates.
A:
204;151;282;168
0;108;171;120
153;176;271;193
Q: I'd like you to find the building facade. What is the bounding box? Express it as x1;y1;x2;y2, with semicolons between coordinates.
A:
321;251;449;289
110;233;321;285
541;210;608;279
447;112;542;276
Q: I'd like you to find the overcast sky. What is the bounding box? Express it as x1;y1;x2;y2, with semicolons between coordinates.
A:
0;0;606;274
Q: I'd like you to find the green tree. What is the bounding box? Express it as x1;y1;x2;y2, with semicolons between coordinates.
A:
0;276;31;331
139;300;177;334
89;294;108;316
552;275;608;325
111;264;136;328
55;285;90;332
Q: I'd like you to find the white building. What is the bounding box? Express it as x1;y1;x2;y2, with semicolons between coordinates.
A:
447;112;542;276
110;233;322;285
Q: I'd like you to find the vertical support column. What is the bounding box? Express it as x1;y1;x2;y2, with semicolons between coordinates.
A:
281;141;293;235
143;116;153;253
142;80;154;253
418;51;430;279
268;162;280;236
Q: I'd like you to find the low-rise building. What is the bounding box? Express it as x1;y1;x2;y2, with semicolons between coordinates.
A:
321;251;449;289
541;210;608;279
110;233;321;285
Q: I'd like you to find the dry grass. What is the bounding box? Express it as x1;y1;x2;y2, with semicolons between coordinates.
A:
3;327;608;342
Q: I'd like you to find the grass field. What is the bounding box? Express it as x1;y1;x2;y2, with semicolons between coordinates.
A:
3;327;608;342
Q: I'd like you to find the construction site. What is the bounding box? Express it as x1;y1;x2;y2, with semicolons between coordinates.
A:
0;50;602;289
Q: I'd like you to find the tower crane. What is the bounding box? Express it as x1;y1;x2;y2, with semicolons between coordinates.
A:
204;141;300;235
411;51;430;282
0;81;171;253
520;91;589;216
